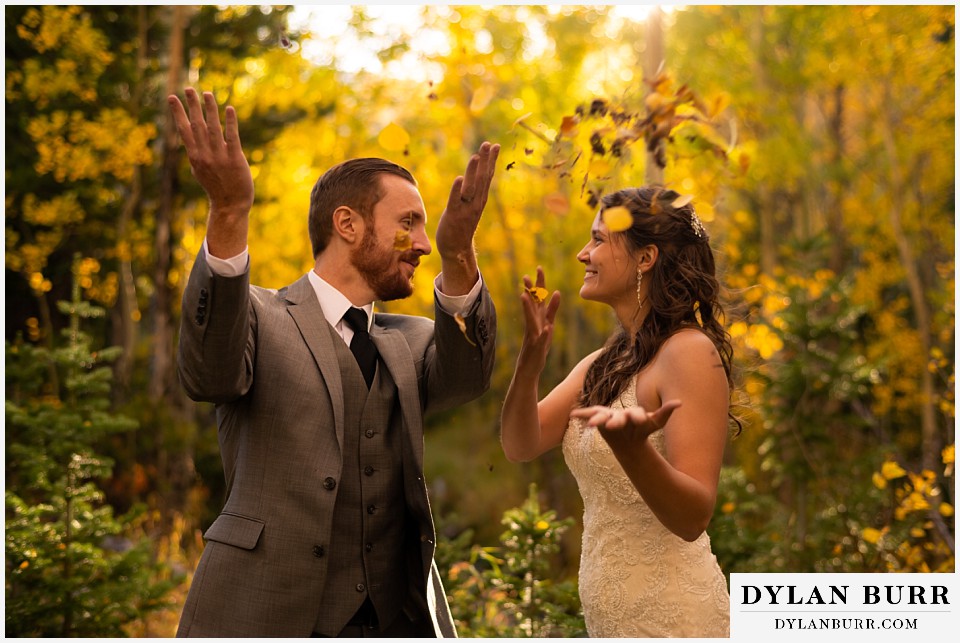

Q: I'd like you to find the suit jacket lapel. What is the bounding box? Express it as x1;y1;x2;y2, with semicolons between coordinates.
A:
284;275;346;453
370;324;424;471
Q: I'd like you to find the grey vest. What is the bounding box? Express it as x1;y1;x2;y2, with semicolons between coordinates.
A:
314;332;407;635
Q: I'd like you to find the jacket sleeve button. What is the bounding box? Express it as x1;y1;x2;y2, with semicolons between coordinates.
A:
323;477;337;490
313;545;325;558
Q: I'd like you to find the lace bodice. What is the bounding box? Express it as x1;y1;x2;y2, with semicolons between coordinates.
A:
561;377;729;638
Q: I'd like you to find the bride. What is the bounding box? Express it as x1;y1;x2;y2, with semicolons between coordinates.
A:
500;186;737;637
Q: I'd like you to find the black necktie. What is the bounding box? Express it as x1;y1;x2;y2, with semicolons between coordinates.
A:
343;307;377;388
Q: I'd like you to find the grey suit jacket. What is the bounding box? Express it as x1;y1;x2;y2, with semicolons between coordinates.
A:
175;248;496;637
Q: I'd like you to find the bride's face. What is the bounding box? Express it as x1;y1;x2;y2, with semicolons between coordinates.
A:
576;212;638;307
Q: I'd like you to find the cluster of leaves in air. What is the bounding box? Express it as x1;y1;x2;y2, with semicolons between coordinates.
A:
520;70;733;212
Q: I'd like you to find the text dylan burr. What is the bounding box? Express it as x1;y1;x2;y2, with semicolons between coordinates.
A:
741;584;949;606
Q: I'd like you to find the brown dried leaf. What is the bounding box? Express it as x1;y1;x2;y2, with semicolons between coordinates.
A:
544;192;570;214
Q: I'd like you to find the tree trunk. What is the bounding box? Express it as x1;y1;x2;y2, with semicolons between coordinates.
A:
825;83;848;273
879;87;938;472
113;5;148;400
151;5;185;402
644;7;664;185
750;7;777;275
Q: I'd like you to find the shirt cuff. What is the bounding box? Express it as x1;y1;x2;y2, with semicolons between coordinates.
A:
203;238;249;277
434;272;483;314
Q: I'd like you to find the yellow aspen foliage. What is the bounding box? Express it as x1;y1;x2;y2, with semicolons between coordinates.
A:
861;527;884;545
22;193;85;227
872;472;887;490
880;460;907;480
14;7;113;108
745;324;783;359
27;110;155;182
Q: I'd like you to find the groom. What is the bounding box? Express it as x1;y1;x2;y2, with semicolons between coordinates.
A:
169;88;499;637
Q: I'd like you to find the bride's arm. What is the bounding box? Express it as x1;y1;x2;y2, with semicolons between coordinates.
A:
575;330;729;541
502;351;599;462
500;267;598;462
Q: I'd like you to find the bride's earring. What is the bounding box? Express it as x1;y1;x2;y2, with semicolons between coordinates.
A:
636;266;643;308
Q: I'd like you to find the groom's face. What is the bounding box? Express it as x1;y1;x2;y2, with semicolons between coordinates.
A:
351;174;431;302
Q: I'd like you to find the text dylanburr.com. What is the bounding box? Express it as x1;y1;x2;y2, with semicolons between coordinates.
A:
731;573;957;639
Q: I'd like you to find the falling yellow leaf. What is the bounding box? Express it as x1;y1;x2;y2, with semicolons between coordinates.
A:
910;527;926;538
881;460;907;480
393;230;412;251
453;312;477;347
378;122;410;152
544;192;570;214
939;502;954;517
469;85;496;114
861;527;883;545
535;520;550;531
671;194;694;209
721;502;735;514
526;286;548;303
602;205;633;232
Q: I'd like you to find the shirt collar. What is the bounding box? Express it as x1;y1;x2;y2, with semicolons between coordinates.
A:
306;270;374;331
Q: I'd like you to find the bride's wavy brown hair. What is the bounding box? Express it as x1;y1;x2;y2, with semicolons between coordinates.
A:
579;186;741;434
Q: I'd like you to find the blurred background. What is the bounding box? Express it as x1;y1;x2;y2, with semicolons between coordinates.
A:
4;4;955;637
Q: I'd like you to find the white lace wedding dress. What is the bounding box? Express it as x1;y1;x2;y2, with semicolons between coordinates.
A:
562;376;730;638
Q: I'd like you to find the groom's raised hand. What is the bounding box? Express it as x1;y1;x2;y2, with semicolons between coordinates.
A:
435;141;500;296
168;88;253;259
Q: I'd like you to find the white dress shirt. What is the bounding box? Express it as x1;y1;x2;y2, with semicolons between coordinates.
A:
202;239;482;347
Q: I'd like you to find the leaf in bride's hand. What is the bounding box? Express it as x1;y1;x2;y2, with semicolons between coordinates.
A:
453;313;477;347
393;230;412;251
602;206;633;232
525;286;548;303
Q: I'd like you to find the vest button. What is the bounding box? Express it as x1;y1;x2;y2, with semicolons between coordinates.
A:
365;543;373;552
367;504;376;514
356;583;366;592
364;429;374;438
323;477;336;490
363;465;374;476
312;545;325;558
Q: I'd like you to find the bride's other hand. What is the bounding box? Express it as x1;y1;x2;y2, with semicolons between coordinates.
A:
571;399;681;441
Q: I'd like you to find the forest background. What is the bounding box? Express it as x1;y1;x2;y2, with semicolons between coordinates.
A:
4;4;955;637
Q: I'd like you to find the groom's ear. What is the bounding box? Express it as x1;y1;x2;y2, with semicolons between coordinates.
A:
332;206;364;245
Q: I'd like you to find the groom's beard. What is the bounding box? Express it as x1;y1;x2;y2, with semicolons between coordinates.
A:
351;227;416;302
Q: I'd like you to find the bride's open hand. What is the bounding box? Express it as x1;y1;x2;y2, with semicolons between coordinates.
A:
571;399;681;444
515;266;561;376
